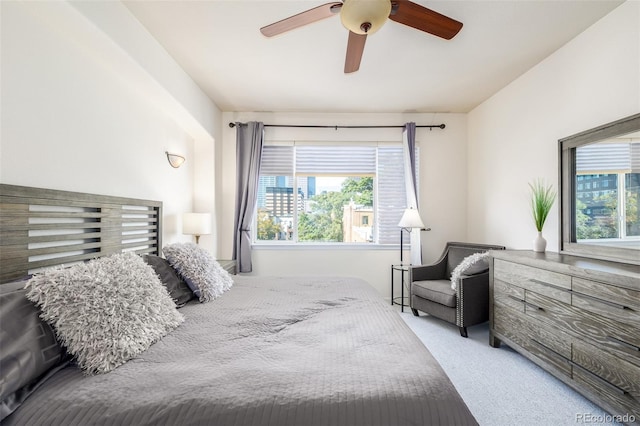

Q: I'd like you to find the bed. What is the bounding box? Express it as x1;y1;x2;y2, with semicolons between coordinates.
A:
0;184;478;426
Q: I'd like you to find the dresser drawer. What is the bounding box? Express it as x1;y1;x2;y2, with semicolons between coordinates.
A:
493;303;572;378
526;291;640;368
572;340;640;419
494;259;571;303
493;279;525;312
572;277;640;324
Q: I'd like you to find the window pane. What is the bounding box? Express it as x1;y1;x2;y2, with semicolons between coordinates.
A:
575;140;639;241
256;175;296;241
299;176;374;243
626;173;640;237
576;174;618;240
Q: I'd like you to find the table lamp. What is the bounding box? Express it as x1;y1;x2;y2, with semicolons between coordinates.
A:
182;213;212;244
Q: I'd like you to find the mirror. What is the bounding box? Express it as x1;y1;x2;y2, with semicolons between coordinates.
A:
559;113;640;265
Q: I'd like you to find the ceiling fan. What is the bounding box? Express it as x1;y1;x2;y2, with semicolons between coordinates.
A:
260;0;463;74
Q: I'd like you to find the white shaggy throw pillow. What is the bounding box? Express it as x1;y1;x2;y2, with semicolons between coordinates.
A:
25;252;184;375
163;243;233;303
450;251;491;291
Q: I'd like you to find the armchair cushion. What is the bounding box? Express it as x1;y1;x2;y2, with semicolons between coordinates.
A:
412;279;457;308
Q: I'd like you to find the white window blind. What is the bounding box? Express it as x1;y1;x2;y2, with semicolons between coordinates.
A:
260;146;293;175
576;142;640;174
377;146;409;245
295;146;376;176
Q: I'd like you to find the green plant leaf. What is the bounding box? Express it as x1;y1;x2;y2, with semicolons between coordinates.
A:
529;179;557;232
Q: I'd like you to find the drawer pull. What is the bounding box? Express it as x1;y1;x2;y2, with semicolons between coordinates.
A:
573;292;629;310
529;279;571;292
524;301;543;311
507;295;544;311
531;339;567;360
569;360;628;396
607;336;640;352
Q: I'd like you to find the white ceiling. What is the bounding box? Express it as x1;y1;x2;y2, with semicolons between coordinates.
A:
123;0;623;114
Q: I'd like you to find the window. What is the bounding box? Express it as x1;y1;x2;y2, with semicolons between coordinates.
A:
255;142;416;244
575;141;640;240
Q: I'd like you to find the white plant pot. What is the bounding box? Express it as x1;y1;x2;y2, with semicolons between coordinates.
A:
533;231;547;252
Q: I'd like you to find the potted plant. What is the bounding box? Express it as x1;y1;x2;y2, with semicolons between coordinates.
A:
529;179;556;252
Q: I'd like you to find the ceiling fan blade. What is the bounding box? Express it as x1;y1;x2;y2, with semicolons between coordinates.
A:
389;0;463;40
260;2;342;37
344;31;367;73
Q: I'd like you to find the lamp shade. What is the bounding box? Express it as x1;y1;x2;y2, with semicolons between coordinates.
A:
340;0;391;35
182;213;212;236
398;208;425;229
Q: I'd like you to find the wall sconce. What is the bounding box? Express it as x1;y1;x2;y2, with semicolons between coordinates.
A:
166;152;186;168
182;213;212;244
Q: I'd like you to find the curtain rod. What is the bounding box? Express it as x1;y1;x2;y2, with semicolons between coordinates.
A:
228;123;445;130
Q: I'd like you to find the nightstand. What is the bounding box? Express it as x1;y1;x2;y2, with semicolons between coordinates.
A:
217;259;237;275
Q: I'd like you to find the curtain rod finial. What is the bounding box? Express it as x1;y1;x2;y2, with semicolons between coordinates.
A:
228;122;236;128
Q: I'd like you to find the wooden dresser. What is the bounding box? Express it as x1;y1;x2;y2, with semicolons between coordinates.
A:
489;250;640;424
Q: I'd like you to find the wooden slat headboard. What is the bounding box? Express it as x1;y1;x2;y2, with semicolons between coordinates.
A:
0;184;162;284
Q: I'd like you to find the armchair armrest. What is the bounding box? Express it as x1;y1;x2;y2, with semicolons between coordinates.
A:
409;258;447;282
455;271;490;328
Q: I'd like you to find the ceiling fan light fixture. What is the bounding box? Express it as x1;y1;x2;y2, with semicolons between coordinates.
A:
340;0;391;35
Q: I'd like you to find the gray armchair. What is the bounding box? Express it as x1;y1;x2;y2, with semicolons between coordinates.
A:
409;242;505;337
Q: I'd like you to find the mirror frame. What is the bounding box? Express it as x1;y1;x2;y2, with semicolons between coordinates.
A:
559;112;640;265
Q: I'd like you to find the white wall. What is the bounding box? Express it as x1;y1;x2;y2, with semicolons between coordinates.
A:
0;1;221;245
4;0;634;297
219;112;468;299
467;1;640;251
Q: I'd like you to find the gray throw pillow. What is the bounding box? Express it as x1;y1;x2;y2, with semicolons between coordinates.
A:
143;255;194;308
25;253;184;375
450;252;490;291
163;243;233;303
0;280;70;420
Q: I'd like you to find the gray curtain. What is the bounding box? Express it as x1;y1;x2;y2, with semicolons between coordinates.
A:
233;121;264;273
403;122;423;265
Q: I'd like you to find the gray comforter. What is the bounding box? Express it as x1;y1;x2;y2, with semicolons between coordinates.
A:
5;276;477;426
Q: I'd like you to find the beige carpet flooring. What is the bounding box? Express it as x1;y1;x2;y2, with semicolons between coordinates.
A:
400;310;623;426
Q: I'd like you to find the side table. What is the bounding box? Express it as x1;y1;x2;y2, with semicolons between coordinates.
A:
390;264;410;312
217;259;237;274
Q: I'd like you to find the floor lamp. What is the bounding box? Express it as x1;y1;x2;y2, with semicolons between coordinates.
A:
397;207;426;264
